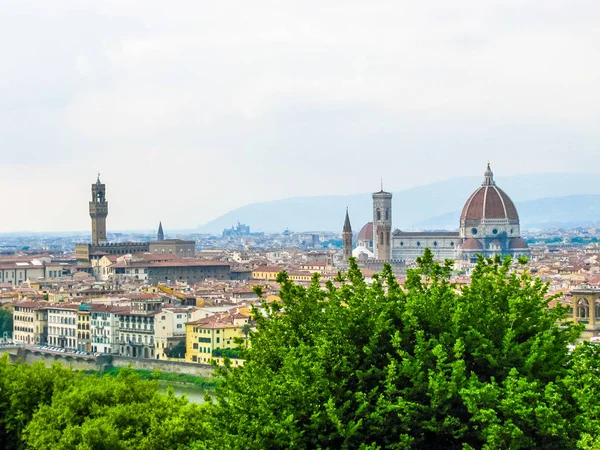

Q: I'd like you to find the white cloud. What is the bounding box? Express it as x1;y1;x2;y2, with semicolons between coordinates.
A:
0;0;599;231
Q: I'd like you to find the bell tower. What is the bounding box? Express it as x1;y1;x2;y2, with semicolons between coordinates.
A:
89;173;108;245
372;184;392;261
342;208;352;261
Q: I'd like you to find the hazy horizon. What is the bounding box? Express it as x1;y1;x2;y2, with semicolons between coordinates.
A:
1;1;599;232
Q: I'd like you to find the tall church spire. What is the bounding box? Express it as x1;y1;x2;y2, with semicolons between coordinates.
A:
342;208;353;261
343;208;352;233
157;222;164;241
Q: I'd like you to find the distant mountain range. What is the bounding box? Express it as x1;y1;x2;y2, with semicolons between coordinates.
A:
198;173;600;234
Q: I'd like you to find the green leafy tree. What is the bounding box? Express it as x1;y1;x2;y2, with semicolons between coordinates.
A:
166;340;187;359
200;250;588;449
0;357;75;449
22;367;210;450
0;309;13;338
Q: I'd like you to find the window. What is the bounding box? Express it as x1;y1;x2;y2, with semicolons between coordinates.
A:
471;228;478;235
416;242;421;247
193;343;198;349
400;242;404;246
376;208;381;220
578;298;590;319
385;209;389;220
176;324;182;329
433;241;438;246
380;233;384;245
216;337;220;343
492;229;498;235
450;242;454;246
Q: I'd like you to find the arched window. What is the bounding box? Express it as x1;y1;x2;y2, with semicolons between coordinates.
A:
380;232;384;245
376;209;381;221
578;298;590;319
596;300;600;320
385;209;389;221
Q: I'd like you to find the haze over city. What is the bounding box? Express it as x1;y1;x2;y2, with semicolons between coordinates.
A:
1;1;599;232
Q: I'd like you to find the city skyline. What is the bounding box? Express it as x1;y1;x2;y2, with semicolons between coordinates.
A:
1;1;599;232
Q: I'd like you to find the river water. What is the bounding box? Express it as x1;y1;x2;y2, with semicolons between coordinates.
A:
157;381;212;404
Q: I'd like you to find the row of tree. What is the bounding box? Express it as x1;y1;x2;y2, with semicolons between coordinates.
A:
2;250;600;449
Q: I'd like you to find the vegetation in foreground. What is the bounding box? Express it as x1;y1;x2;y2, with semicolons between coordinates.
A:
84;366;217;389
0;308;13;338
2;250;600;449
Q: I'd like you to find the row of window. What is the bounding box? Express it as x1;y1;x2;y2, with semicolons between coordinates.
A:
398;241;455;247
192;328;222;334
14;315;33;322
192;344;213;353
14;326;33;333
48;316;76;324
49;327;76;337
471;228;514;235
48;336;75;348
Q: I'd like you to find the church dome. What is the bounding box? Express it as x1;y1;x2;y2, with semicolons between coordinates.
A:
358;222;373;242
461;238;483;250
508;237;529;249
460;164;519;222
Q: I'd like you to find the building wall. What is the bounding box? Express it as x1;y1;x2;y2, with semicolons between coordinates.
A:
149;240;195;256
392;233;459;263
91;310;119;354
147;265;230;284
76;310;91;352
13;306;47;345
185;324;245;364
117;313;156;359
47;308;78;350
154;309;191;360
0;268;45;285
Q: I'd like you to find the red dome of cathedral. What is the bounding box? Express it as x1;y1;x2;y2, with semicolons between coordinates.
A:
460;164;519;222
358;222;373;242
508;237;529;249
461;238;483;250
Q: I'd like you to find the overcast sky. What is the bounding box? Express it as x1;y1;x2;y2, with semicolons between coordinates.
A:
1;1;599;232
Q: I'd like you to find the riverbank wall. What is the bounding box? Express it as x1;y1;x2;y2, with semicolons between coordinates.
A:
0;346;215;378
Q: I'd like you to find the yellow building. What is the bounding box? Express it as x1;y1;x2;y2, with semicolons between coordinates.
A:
252;266;284;281
185;310;251;366
76;304;92;352
13;301;48;345
252;266;320;283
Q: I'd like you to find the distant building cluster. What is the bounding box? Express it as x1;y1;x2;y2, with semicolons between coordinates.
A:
222;222;251;238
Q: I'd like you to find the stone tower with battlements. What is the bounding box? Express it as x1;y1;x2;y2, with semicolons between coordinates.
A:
372;187;392;261
342;208;352;261
89;174;108;245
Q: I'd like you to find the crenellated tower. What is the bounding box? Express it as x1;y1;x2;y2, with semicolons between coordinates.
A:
89;173;108;245
372;185;392;261
342;208;352;261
